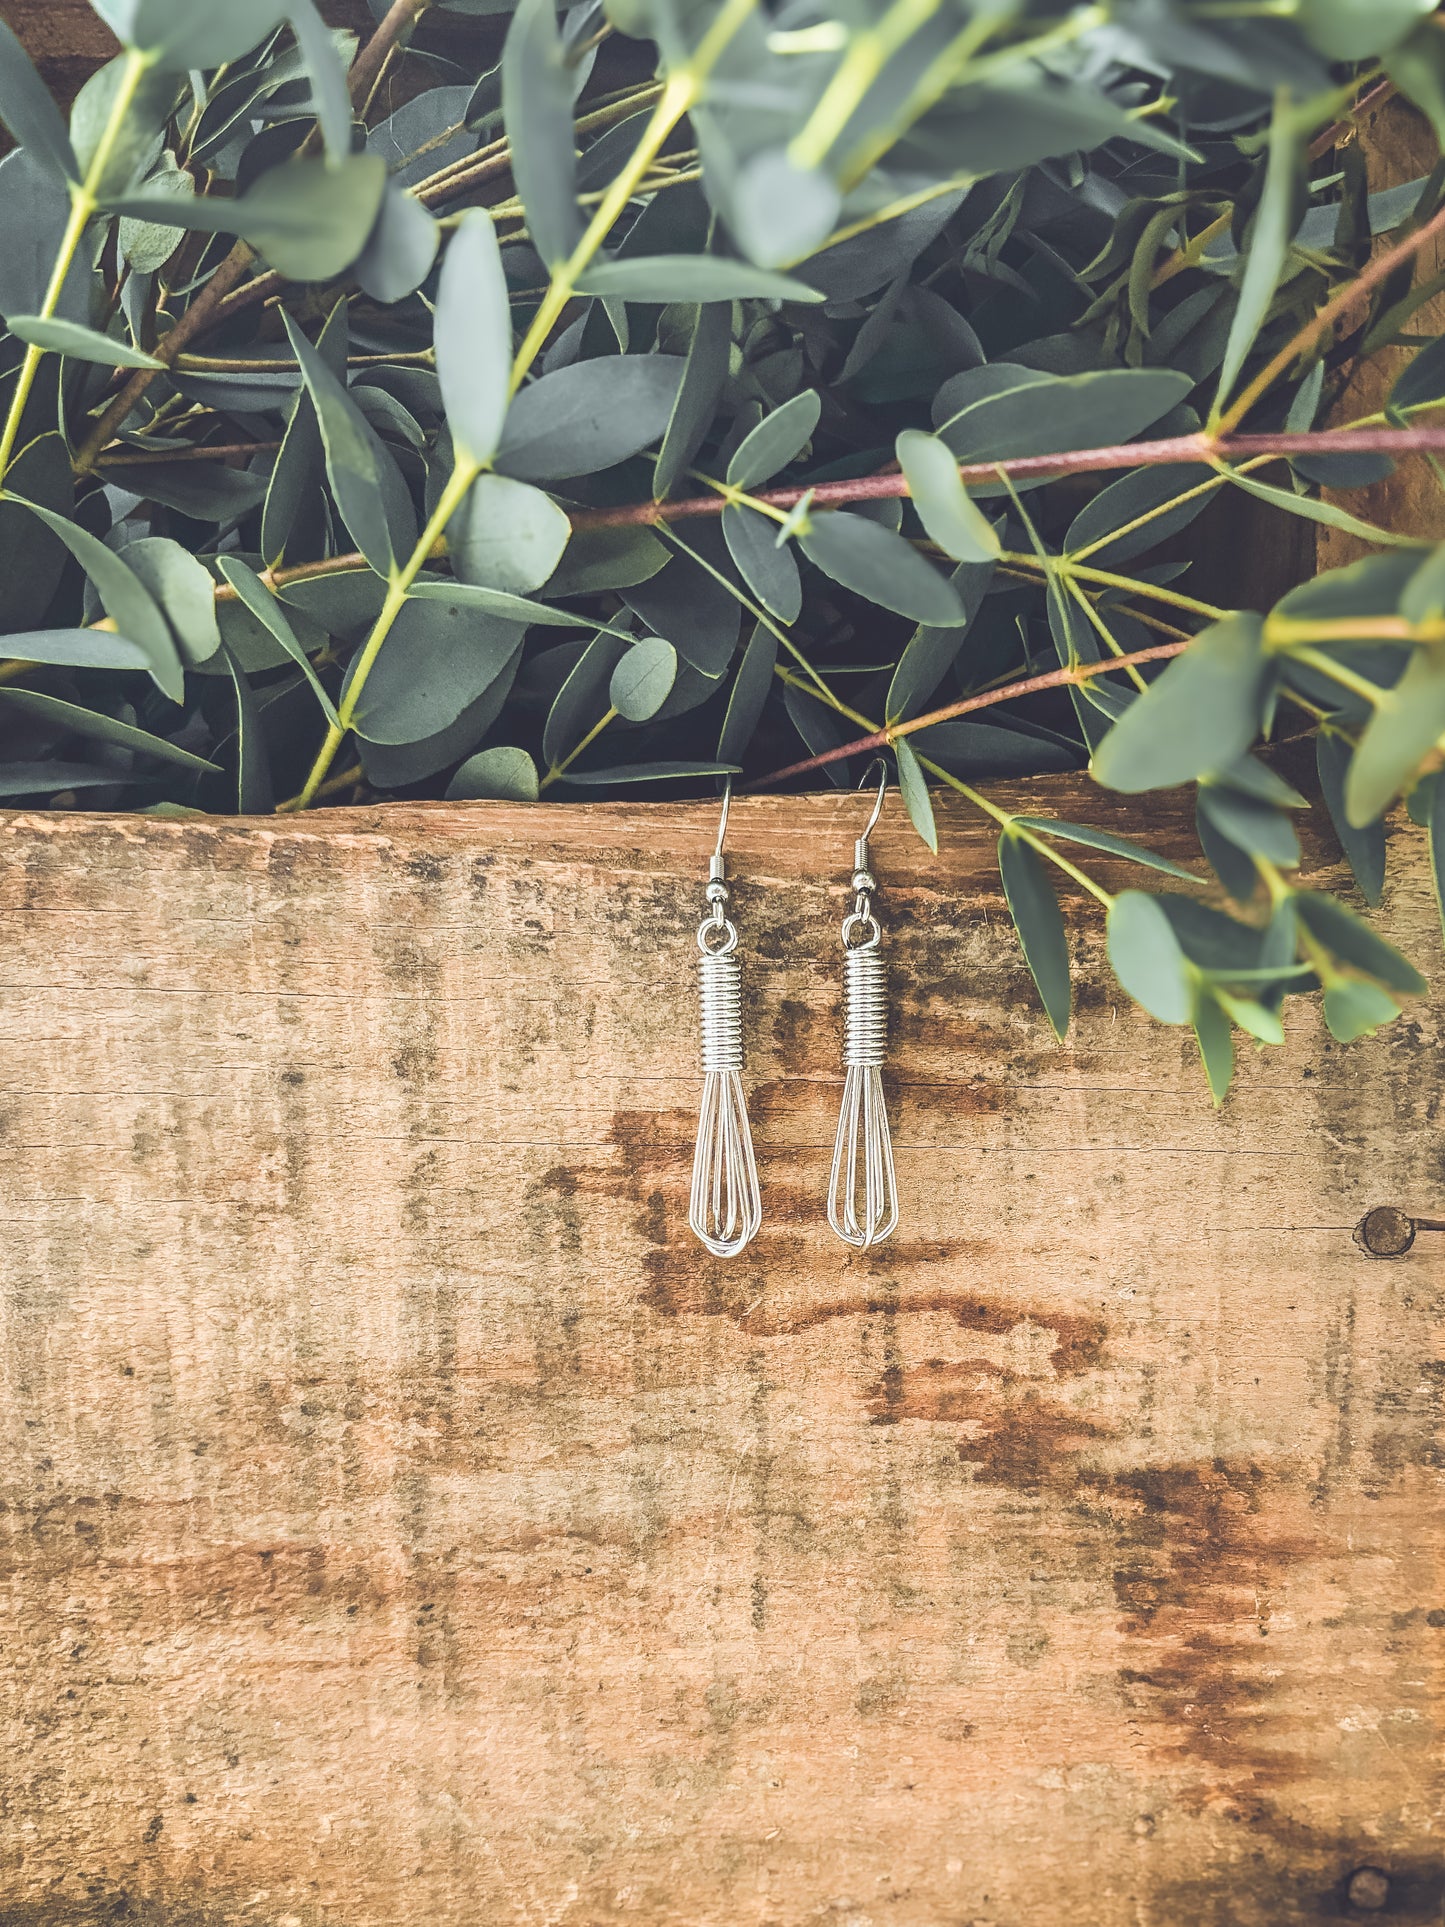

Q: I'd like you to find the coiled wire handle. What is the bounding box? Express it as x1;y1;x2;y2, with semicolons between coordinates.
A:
828;767;899;1250
689;790;761;1257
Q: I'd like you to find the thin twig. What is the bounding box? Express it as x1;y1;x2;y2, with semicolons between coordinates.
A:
743;643;1187;791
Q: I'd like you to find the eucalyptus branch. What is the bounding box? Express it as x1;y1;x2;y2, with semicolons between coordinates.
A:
71;0;437;475
572;424;1445;530
284;0;765;812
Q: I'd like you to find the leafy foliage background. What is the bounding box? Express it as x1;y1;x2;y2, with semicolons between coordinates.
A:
3;0;1445;1093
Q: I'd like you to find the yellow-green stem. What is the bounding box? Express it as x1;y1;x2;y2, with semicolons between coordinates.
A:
283;458;480;811
0;47;152;480
539;706;618;791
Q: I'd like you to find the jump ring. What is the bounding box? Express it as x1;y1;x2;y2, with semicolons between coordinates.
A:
698;917;740;956
842;911;882;951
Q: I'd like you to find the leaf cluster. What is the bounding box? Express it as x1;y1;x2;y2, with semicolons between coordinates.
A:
0;0;1442;1093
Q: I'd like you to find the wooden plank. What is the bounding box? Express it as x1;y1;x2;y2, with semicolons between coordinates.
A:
0;785;1438;1926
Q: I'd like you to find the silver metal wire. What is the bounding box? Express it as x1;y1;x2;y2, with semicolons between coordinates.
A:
828;762;899;1250
689;783;761;1258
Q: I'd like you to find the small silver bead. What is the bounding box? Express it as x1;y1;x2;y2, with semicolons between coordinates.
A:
852;870;875;894
705;880;730;905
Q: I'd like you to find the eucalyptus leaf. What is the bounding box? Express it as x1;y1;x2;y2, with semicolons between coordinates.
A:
219;557;339;726
446;746;539;802
896;429;1001;564
1092;614;1270;794
436;208;512;466
800;511;966;626
1107;890;1193;1025
498;357;687;481
502;0;583;267
0;688;218;773
610;635;678;722
448;473;571;595
578;257;824;304
728;390;822;491
1000;832;1071;1038
722;503;802;624
7;317;162;369
1316;731;1386;905
0;19;78;181
4;493;184;700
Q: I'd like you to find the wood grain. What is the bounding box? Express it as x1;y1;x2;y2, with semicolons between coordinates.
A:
0;785;1439;1927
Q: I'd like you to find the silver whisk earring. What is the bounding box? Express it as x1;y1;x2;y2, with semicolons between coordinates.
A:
828;761;899;1251
689;782;762;1258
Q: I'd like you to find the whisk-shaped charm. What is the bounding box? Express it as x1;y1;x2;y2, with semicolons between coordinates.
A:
689;787;761;1258
828;767;899;1250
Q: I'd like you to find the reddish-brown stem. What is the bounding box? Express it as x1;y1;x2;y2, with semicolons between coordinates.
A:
573;424;1445;530
1307;76;1395;161
743;644;1188;791
99;439;282;466
1216;199;1445;433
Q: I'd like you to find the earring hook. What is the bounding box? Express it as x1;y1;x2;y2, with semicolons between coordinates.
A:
713;776;732;866
859;757;888;843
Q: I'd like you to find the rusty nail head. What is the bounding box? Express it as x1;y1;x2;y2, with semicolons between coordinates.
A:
1345;1865;1390;1912
1357;1206;1417;1257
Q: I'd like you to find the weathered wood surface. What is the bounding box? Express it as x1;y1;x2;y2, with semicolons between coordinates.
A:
0;786;1440;1927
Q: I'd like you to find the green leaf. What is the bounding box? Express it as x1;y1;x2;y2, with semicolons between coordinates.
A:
285;0;354;164
1012;816;1197;881
1192;991;1235;1105
350;597;525;745
1323;978;1401;1042
118;150;194;272
727;390;822;490
263;295;347;570
1214;100;1296;417
895;430;1001;564
999;832;1070;1038
282;308;413;575
729;146;841;272
354;181;440;305
220;644;274;814
1300;0;1434;57
435;209;512;465
1107;890;1193;1024
1214;988;1285;1045
0;628;150;671
0;761;152;796
0;687;217;773
447;473;571;595
91;0;290;70
1429;767;1445;948
1063;462;1212;567
717;621;777;764
578;257;824;305
1220;467;1418;545
1197;785;1300;866
410;574;618;633
559;760;741;785
610;635;677;722
935;367;1192;483
800;511;965;625
1316;731;1386;905
1091;613;1269;793
895;739;937;853
502;0;582;268
1292;890;1426;994
7;316;163;368
1384;20;1445;148
4;493;185;701
721;504;801;623
0;18;78;180
884;561;993;722
446;746;539;802
0;434;71;631
498;357;687;482
543;632;629;769
1344;644;1445;825
122;537;221;665
654;300;732;502
110;153;388;282
218;557;339;727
